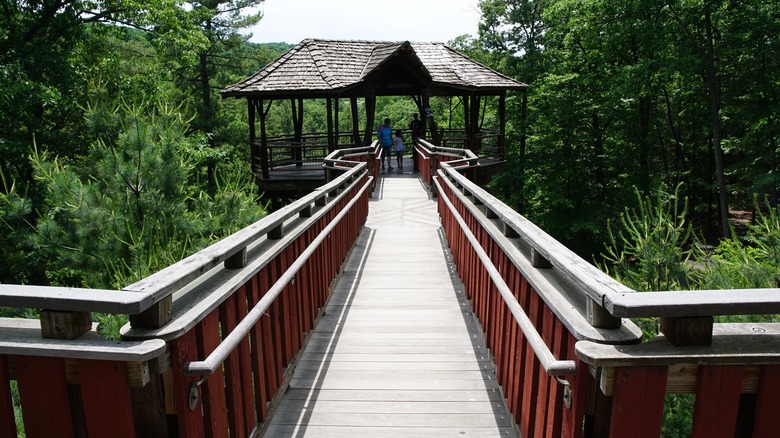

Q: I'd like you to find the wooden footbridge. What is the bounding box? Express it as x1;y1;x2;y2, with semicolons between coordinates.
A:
2;143;780;438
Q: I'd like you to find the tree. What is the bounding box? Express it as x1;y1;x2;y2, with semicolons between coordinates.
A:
477;0;546;212
175;0;266;187
0;0;206;194
13;101;265;288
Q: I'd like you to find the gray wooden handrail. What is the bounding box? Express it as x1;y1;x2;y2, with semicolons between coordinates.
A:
437;163;780;319
0;284;153;314
0;164;369;318
122;163;368;305
604;289;780;317
435;176;577;377
182;175;373;377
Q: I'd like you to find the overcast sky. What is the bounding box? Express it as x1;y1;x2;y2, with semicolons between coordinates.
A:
245;0;482;44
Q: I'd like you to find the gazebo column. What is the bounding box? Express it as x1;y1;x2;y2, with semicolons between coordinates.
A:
499;93;507;160
259;99;271;180
413;95;426;139
350;97;361;146
291;98;304;167
363;92;376;147
468;94;480;154
334;98;340;149
422;91;440;145
248;98;257;172
326;98;335;152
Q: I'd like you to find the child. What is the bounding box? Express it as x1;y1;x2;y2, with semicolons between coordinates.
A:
393;130;405;172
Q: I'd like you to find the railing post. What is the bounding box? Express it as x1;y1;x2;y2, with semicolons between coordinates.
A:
587;298;622;329
224;247;247;269
40;310;91;339
129;296;173;329
660;316;713;346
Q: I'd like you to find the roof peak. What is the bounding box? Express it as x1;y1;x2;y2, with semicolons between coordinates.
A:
222;39;527;98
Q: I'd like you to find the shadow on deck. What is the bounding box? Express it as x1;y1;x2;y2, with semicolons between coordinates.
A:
263;171;516;437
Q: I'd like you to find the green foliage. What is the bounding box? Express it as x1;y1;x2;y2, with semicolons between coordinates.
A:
11;380;24;437
662;394;694;438
703;200;780;290
477;0;780;251
24;102;266;289
0;172;36;284
600;185;699;292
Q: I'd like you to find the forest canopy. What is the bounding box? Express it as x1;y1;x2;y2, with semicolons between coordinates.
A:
1;0;778;295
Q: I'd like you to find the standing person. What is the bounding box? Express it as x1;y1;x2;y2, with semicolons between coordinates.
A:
377;118;394;172
393;129;405;171
409;113;423;140
408;113;423;168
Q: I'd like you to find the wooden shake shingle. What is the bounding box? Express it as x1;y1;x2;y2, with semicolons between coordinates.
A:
222;39;527;98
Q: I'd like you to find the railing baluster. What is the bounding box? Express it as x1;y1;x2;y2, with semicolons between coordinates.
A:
0;356;14;438
196;312;230;437
691;366;744;438
78;359;137;438
169;330;205;437
754;365;780;435
15;356;76;438
246;274;269;422
608;367;667;438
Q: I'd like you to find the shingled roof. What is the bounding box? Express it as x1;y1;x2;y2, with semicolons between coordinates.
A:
221;39;528;98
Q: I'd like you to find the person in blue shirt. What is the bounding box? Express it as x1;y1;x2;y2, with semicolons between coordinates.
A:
377;118;394;172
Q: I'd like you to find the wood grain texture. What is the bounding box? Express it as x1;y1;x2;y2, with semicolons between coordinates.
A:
263;176;517;437
0;318;165;362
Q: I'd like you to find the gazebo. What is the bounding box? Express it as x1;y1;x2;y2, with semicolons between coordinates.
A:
221;38;527;202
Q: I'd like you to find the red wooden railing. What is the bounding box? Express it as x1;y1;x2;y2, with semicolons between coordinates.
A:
0;150;373;437
415;139;478;188
4;140;780;437
433;161;780;438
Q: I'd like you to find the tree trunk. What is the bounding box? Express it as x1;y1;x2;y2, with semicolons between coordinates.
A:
638;96;651;193
704;3;731;238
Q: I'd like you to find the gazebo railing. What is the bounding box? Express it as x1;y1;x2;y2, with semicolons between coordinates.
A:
252;132;361;175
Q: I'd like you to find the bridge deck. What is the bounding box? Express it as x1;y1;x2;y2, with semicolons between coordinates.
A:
265;164;516;437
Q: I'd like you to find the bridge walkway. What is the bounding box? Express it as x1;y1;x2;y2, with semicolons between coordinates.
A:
264;164;516;437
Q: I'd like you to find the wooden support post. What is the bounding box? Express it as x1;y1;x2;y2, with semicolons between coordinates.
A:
268;224;284;240
129;373;171;438
350;97;361;146
40;310;92;339
248;99;258;172
660;316;713;346
364;92;376;147
129;296;172;329
499;92;507;159
503;222;519;238
224;247;247;269
531;248;552;269
587;298;622;329
469;94;480;153
326;97;335;152
334;97;340;146
422;92;439;145
259;99;271;180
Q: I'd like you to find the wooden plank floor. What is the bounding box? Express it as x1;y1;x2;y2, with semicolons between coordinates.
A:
264;159;517;437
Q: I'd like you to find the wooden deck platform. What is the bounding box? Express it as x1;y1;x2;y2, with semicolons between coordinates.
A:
264;161;516;437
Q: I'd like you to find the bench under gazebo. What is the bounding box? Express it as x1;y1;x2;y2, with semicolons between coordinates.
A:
221;38;527;205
